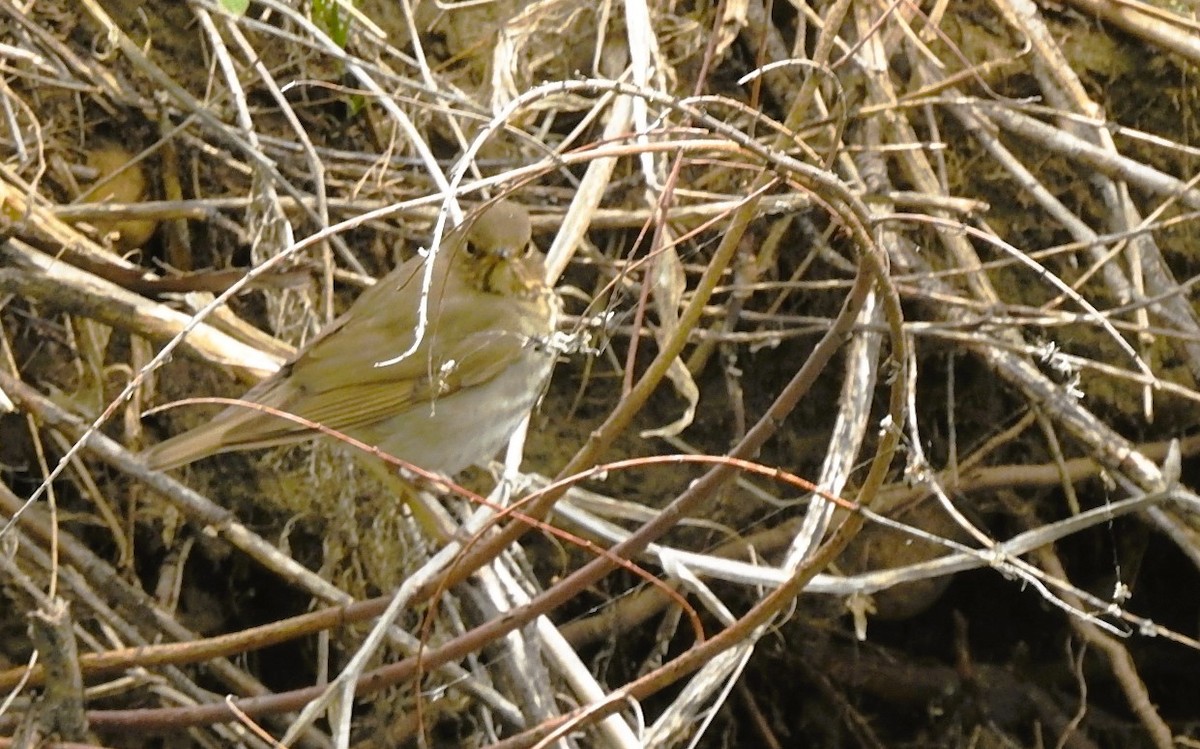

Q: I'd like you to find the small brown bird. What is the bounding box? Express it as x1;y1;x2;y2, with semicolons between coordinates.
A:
142;199;559;474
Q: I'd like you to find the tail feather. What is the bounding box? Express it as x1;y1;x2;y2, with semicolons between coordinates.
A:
141;427;229;471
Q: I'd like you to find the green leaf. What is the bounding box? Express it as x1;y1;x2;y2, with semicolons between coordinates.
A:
219;0;250;15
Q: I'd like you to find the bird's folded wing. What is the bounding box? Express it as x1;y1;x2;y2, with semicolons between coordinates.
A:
181;329;526;452
290;331;528;433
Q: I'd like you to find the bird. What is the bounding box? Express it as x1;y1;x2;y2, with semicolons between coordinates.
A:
142;199;559;475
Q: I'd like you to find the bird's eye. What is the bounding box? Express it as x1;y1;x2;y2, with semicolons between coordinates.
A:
463;240;479;257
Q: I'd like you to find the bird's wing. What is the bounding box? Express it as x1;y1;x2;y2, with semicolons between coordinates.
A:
141;256;438;469
143;306;534;468
275;328;530;435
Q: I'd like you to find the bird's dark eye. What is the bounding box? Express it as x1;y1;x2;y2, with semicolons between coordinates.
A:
463;240;478;257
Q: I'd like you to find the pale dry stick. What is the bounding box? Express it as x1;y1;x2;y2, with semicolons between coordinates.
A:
394;0;439;93
532;75;620;163
494;422;588;744
537;616;645;745
219;14;337;323
989;0;1170;420
624;0;666;191
618;2;702;447
891;244;1190;560
484;554;642;749
1145;502;1200;571
0;78;37;169
0;240;281;379
471;79;850;253
785;295;885;566
941;92;1135;307
1;58;50;194
1112;207;1156;421
965;99;1200;160
496;425;641;749
983;103;1200;211
392;0;477;159
544;94;631;284
0;39;46;68
287;339;559;739
676;90;831;168
1101;174;1200;382
645;639;752;749
195;8;310;345
1059;0;1200;65
466;569;557;744
911;328;1200;408
889;51;1050;318
146;689;281;749
551;463;746;530
642;559;747;749
455;433;556;743
252;0;460;221
891;213;1156;381
885;278;1200;333
50;188;807;235
424;450;556;746
424;425;608;742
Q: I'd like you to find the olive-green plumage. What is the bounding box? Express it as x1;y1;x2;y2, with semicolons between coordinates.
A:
142;200;558;474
